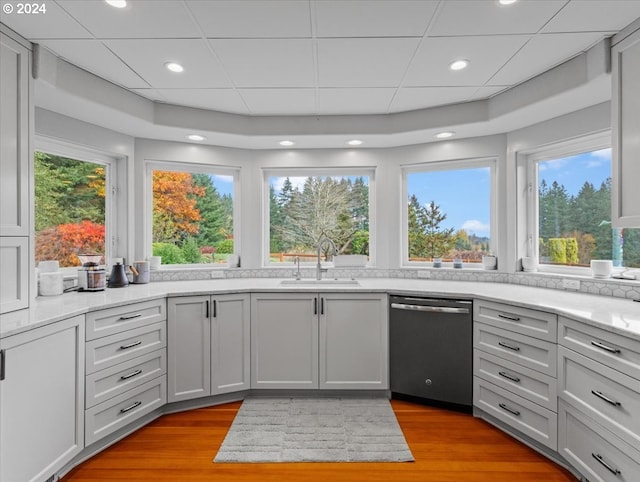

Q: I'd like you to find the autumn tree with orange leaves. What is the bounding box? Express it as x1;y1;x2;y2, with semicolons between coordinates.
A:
152;171;205;243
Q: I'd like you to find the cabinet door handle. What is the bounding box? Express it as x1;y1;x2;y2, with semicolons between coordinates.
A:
498;403;520;416
314;297;317;315
119;401;142;414
498;371;521;383
592;453;621;475
0;349;5;381
321;298;324;315
118;313;142;321
591;390;622;407
120;369;143;381
213;300;217;318
498;313;521;322
119;340;142;350
591;340;621;354
206;300;209;319
498;341;520;352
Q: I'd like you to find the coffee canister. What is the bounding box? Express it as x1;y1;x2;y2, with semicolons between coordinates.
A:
132;261;150;284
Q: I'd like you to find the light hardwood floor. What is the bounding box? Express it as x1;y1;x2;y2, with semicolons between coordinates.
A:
62;399;576;481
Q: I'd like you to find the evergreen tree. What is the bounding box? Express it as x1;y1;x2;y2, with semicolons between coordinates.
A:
193;174;226;247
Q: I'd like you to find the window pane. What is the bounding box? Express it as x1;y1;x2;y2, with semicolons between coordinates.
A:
407;167;491;263
34;151;107;267
152;170;234;264
268;175;370;263
537;148;640;268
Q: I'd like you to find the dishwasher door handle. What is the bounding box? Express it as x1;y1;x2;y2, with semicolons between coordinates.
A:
390;303;470;314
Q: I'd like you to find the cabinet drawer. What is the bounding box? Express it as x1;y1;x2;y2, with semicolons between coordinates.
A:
473;377;557;450
86;299;166;341
474;300;557;342
474;349;557;412
86;322;166;374
86;349;166;408
559;346;640;448
85;376;166;446
474;323;557;376
558;316;640;381
559;400;640;482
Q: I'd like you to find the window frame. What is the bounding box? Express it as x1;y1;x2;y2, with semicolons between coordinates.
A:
145;160;240;269
262;167;376;267
34;136;118;274
401;157;497;268
520;131;611;276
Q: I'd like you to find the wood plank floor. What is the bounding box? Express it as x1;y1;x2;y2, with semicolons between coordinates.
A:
62;400;576;481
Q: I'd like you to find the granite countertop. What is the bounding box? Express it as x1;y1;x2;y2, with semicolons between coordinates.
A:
2;278;640;341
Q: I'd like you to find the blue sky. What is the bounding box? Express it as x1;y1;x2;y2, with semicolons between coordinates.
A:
538;148;611;195
211;174;234;197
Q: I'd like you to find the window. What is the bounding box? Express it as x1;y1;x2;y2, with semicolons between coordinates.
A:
148;164;236;265
527;139;640;271
265;170;372;265
403;160;495;266
34;150;111;268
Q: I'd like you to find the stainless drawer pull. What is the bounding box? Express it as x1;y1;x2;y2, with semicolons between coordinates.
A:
119;341;142;350
120;369;143;381
498;371;521;383
591;340;621;354
119;401;142;414
498;403;520;416
591;390;622;407
118;313;142;321
498;313;521;322
498;341;520;352
592;453;621;475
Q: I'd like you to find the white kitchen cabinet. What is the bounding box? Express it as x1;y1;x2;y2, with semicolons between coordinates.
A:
250;292;388;390
251;292;318;389
0;236;29;313
0;315;84;482
319;293;388;390
167;293;250;402
612;24;640;228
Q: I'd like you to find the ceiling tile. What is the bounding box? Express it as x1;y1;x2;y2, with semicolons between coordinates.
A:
317;38;420;87
39;39;149;89
238;89;316;115
57;0;199;38
209;39;315;88
404;36;530;87
314;0;437;37
390;86;480;113
489;32;605;85
104;39;231;88
429;0;566;36
0;1;91;38
152;89;249;115
185;0;311;38
317;88;396;115
541;0;640;33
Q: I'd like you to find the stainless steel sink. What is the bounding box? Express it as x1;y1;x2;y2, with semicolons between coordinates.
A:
280;279;360;286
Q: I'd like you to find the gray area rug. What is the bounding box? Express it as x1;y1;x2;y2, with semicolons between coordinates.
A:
214;397;414;463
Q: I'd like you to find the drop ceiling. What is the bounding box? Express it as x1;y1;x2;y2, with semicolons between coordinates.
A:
3;0;640;148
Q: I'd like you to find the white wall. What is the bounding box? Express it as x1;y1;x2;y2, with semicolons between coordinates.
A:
36;102;610;272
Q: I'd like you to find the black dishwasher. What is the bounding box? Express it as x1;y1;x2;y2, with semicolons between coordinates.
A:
389;296;472;412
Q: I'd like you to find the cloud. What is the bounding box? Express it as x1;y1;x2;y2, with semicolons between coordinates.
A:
213;174;234;184
461;219;490;235
270;176;307;192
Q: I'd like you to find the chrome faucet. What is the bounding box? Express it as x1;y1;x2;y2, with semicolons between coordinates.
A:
293;256;301;280
316;236;337;280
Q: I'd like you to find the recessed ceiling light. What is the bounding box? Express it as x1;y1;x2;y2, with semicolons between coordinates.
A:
105;0;127;8
449;59;469;71
187;135;206;141
498;0;518;5
279;140;295;146
347;140;363;146
435;131;455;139
165;62;184;73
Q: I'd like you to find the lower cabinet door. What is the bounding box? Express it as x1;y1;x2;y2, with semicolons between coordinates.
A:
85;376;166;446
474;377;557;450
0;316;84;482
559;400;640;482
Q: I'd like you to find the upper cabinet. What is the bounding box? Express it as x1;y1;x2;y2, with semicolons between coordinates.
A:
0;32;30;237
612;23;640;228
